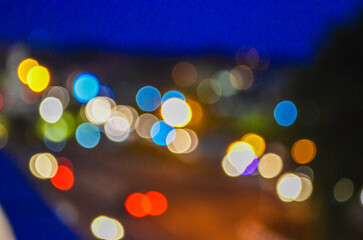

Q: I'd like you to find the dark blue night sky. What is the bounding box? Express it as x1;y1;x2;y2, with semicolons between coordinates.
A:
0;1;360;59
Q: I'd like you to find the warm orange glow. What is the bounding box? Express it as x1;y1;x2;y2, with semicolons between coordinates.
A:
125;193;151;218
145;191;168;216
291;139;316;164
51;165;74;190
18;58;39;84
241;133;265;157
186;98;203;126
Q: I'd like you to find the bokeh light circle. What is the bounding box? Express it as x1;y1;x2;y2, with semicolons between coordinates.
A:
27;66;50;92
135;113;159;139
111;105;138;131
172;61;197;87
184;129;199;154
241;133;266;157
222;155;241;177
227;150;256;175
294;176;313;202
276;173;302;202
18;58;39;84
136;86;161;112
258;153;283;179
167;129;192;154
43;86;70;109
274;101;297;126
197;79;221;104
104;116;130;142
161;90;186;104
31;153;58;179
125;193;152;218
291;139;316;164
73;73;100;103
86;97;115;125
334;178;354;203
161;98;192;127
75;123;101;148
150;121;175;146
51;165;74;190
211;70;237;97
230;65;254;90
145;191;168;216
39;97;63;123
91;216;124;240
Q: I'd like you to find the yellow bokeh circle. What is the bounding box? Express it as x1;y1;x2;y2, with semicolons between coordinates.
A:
18;58;39;84
27;66;50;92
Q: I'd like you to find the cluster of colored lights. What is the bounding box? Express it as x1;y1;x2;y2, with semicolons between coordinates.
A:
18;58;50;93
0;52;360;240
221;130;316;202
14;58;200;239
29;153;74;190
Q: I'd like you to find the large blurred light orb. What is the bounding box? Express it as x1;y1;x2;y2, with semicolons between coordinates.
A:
125;193;152;218
161;98;192;127
277;173;302;202
222;155;241;177
184;129;199;154
51;165;74;190
145;191;168;216
44;137;66;152
227;151;256;175
136;86;161;111
104;116;130;142
334;178;354;203
91;216;124;240
135;113;158;139
18;58;39;84
150;121;175;146
274;101;297;126
241;156;259;176
43;86;70;109
258;153;283;179
29;153;58;179
85;97;115;125
197;79;221;104
98;84;115;99
167;129;191;154
172;61;197;87
75;123;100;148
39;97;63;123
111;105;138;131
212;70;237;97
161;90;186;104
230;65;254;90
27;66;50;92
294;176;313;202
241;133;266;157
291;139;316;164
73;73;100;103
